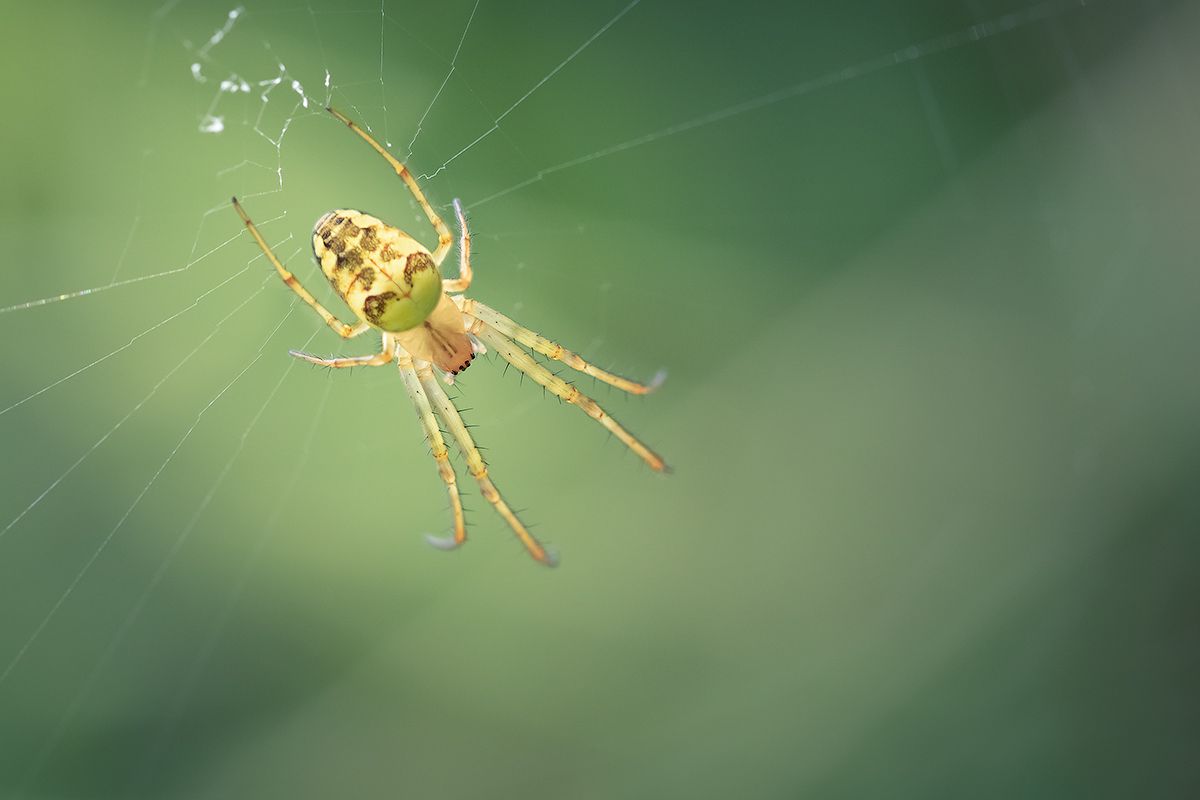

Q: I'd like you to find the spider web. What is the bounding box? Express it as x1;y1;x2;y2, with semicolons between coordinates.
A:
1;0;1195;796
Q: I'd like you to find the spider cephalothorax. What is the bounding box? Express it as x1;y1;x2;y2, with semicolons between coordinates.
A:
231;106;666;566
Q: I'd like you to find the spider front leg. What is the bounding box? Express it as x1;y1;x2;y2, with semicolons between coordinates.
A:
459;298;665;395
472;321;670;473
232;197;371;340
397;354;467;551
415;360;557;566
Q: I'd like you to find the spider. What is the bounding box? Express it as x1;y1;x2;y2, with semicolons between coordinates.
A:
231;107;668;566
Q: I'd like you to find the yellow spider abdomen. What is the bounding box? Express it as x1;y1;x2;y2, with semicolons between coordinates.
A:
312;209;442;333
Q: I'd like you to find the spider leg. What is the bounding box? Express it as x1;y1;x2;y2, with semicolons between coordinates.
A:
441;198;473;294
460;299;666;395
415;360;557;566
232;197;370;340
290;351;392;368
290;336;395;368
326;107;454;266
397;354;467;551
473;322;670;473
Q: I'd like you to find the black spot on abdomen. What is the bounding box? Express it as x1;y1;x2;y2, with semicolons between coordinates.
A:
404;251;435;285
363;291;398;324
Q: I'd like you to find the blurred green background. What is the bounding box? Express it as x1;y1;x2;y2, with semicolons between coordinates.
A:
1;0;1198;797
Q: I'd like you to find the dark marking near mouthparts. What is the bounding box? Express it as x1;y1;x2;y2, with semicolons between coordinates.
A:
449;350;476;375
